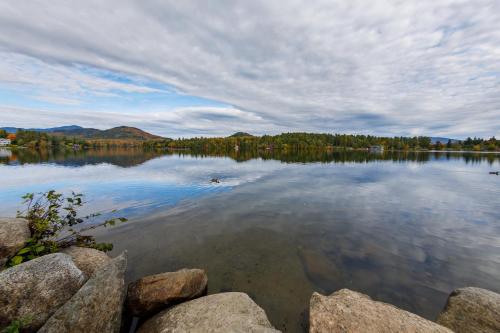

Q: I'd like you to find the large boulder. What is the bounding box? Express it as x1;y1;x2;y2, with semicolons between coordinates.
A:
127;268;208;317
437;287;500;333
38;252;127;333
0;253;85;332
137;292;280;333
61;246;111;279
0;218;30;267
309;289;452;333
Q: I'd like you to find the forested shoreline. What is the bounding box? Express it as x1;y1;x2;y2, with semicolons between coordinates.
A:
146;132;500;152
0;129;147;149
1;129;499;152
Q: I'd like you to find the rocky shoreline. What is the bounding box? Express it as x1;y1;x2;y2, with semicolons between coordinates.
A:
1;217;500;332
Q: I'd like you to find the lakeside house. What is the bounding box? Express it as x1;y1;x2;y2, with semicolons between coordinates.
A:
369;145;384;152
0;138;11;146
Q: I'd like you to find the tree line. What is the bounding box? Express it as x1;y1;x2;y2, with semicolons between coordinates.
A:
0;130;144;149
146;133;499;152
2;129;498;152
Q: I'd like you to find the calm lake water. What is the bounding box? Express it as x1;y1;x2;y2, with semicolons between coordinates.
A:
1;148;500;332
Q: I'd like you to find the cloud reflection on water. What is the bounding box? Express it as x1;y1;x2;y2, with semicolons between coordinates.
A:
0;153;287;217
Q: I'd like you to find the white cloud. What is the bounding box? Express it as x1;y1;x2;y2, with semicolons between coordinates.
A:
0;52;166;97
0;0;499;137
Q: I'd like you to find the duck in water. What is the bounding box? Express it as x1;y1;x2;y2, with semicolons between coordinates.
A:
211;178;220;183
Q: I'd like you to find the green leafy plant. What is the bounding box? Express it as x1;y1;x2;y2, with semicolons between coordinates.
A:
2;317;31;333
8;190;127;266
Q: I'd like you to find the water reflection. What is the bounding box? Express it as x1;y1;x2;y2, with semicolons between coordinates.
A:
1;149;499;332
169;149;500;165
0;151;288;218
2;147;499;167
0;147;165;168
0;148;12;158
92;157;500;332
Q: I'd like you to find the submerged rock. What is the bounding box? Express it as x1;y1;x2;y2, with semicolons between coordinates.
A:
437;287;500;333
0;218;30;267
297;247;343;293
127;268;208;317
61;246;111;279
0;253;85;332
309;289;452;333
137;292;280;333
38;252;127;333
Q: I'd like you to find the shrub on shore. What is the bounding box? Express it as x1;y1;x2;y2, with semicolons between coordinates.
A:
7;191;126;267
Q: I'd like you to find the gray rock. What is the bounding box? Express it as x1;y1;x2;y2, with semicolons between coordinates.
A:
61;246;111;279
0;218;30;267
127;268;208;317
137;292;280;333
0;253;85;332
38;252;127;333
309;289;452;333
437;287;500;333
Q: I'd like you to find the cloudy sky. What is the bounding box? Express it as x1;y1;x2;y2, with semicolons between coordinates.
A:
0;1;499;138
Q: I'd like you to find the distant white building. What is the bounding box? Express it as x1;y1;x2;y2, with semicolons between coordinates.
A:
0;138;11;146
369;145;384;152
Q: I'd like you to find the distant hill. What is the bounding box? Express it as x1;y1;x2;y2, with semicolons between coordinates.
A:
1;127;18;133
1;125;83;133
44;125;84;132
229;132;254;137
430;137;460;144
1;125;163;141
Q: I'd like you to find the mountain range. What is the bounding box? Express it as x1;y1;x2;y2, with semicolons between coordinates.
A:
1;125;83;133
2;126;461;143
1;125;163;141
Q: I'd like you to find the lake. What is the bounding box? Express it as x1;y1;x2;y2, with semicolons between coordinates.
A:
1;148;499;332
